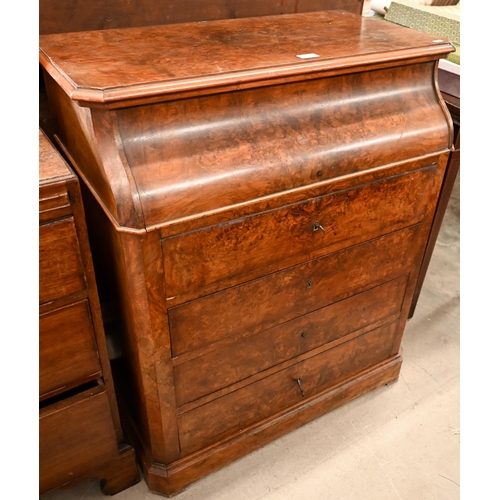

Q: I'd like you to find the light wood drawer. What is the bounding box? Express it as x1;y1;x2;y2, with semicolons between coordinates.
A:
39;217;86;304
178;321;398;454
169;225;420;357
39;300;102;400
39;386;118;493
174;276;408;406
162;164;437;298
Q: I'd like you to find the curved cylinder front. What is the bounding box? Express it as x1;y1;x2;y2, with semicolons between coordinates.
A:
115;61;451;229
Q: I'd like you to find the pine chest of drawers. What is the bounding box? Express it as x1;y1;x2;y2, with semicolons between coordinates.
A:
39;11;455;496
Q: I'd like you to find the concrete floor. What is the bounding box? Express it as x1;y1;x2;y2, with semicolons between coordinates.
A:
41;174;460;500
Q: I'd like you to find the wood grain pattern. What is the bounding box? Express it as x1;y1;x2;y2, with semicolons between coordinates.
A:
120;63;448;229
139;230;183;464
173;277;407;406
41;20;452;232
39;300;101;400
169;226;421;357
99;445;141;495
39;387;118;493
39;0;363;35
38;189;71;222
39;218;86;304
162;165;437;297
39;129;140;495
178;321;398;453
80;186;182;464
114;231;180;463
39;128;74;185
38;134;74;221
39;11;454;496
39;12;453;106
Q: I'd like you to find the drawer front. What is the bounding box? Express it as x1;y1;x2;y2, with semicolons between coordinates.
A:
178;321;398;454
39;388;118;493
39;217;86;304
39;183;72;223
169;225;420;357
162;164;437;297
174;276;408;406
39;300;102;400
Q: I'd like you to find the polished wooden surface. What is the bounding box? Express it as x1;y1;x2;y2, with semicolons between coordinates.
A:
39;387;118;493
178;321;398;454
39;0;363;35
162;164;438;298
39;218;86;304
39;300;101;399
169;226;422;357
174;277;407;406
39;11;454;496
40;31;453;233
39;129;140;495
39;128;75;183
39;11;453;107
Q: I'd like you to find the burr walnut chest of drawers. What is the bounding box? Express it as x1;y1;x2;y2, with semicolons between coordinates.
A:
39;11;455;496
38;129;139;495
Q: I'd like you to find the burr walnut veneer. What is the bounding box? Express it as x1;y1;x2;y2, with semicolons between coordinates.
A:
39;11;455;496
38;129;140;495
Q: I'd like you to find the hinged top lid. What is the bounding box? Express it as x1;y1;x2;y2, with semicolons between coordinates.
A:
39;10;454;107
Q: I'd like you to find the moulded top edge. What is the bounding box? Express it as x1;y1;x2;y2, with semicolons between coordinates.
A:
39;10;455;105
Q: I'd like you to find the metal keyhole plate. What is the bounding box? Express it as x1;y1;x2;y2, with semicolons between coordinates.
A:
313;221;326;233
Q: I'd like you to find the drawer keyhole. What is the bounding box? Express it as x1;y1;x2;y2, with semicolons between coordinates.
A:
300;332;306;339
313;221;326;233
307;280;313;289
295;378;305;397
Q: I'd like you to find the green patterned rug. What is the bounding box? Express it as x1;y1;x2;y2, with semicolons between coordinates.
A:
372;0;460;65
